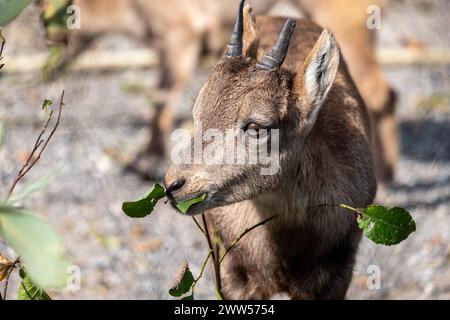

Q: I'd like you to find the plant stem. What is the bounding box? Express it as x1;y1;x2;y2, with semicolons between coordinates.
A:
339;204;364;219
339;204;359;213
191;250;212;297
214;287;223;300
0;30;5;70
195;250;212;282
7;90;65;199
191;216;205;236
201;214;222;298
219;216;276;265
2;257;20;299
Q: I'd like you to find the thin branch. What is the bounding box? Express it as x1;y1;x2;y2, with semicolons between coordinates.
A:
13;112;53;181
0;30;5;70
195;250;212;283
309;203;363;219
0;38;4;56
7;90;65;199
191;250;212;297
191;216;205;236
219;216;276;265
309;203;341;209
339;204;363;219
201;214;222;298
2;257;20;299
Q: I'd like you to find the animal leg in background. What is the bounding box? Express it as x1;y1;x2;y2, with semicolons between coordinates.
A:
299;0;398;183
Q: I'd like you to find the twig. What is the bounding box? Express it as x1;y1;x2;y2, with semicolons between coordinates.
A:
2;257;20;299
219;216;276;265
7;90;65;199
191;216;205;236
309;203;340;209
339;204;363;219
0;30;5;70
191;250;212;297
201;214;222;299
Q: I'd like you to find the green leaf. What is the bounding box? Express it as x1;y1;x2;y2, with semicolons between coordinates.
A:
169;262;195;297
176;194;207;214
18;269;51;300
0;0;32;26
42;99;53;111
0;205;70;288
122;184;166;218
357;205;416;246
7;171;57;206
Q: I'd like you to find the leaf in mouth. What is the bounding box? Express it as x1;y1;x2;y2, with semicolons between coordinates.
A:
122;183;166;218
176;194;207;214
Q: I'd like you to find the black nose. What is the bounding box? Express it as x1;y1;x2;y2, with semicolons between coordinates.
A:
166;179;185;194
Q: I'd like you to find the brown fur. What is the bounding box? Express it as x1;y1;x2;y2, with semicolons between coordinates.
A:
165;16;376;299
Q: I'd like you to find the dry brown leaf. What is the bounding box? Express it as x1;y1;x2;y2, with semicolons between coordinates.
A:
0;254;14;282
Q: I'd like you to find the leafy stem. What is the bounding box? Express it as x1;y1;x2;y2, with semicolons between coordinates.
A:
0;30;5;70
7;90;65;200
339;204;363;218
2;256;20;300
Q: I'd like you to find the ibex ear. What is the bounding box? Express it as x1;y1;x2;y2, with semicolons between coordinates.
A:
243;2;259;58
294;29;339;126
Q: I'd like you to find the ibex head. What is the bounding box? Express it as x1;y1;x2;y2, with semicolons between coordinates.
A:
165;0;340;215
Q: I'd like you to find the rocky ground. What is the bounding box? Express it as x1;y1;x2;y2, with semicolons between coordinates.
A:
0;1;449;299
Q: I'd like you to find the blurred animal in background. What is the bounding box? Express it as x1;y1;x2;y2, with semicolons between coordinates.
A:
296;0;397;184
39;0;397;184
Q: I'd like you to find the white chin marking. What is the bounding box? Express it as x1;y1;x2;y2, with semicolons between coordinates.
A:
270;292;291;300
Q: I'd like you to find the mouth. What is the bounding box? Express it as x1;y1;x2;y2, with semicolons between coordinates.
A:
171;192;208;215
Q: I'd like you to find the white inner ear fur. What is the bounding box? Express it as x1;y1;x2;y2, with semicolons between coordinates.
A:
304;30;340;126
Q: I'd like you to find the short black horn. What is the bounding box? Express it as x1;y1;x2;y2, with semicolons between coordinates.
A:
257;19;296;70
225;0;246;58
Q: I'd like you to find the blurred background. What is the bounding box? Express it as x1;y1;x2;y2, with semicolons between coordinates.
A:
0;0;449;299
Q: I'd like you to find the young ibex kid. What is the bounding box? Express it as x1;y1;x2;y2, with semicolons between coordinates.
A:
165;1;376;299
